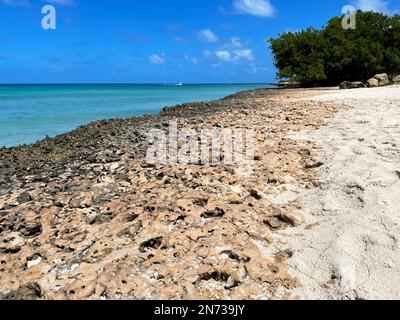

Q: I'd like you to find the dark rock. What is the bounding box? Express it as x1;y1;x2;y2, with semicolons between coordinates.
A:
220;250;240;261
193;198;208;207
201;208;225;219
339;81;366;90
195;271;238;289
1;283;42;300
125;213;139;222
19;223;42;238
249;189;262;200
265;217;283;229
305;161;324;169
16;191;32;204
0;246;21;254
141;163;156;169
139;236;163;253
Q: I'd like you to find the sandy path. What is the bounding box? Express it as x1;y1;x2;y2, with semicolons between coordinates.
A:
276;86;400;300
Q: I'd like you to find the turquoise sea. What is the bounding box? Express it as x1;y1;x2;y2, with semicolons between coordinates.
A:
0;83;269;148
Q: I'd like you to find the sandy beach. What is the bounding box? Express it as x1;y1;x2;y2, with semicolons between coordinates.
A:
280;86;400;299
0;85;399;300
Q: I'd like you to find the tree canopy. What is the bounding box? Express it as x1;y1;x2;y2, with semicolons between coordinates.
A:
269;11;400;86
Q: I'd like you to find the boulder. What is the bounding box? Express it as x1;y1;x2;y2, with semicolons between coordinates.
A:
367;78;379;87
368;73;390;87
339;81;366;90
392;75;400;83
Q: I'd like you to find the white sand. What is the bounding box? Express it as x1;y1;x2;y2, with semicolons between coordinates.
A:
278;86;400;300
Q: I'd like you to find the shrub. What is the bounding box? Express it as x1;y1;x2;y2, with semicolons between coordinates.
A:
269;11;400;86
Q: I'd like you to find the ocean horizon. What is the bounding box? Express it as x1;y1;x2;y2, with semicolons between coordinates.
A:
0;83;270;148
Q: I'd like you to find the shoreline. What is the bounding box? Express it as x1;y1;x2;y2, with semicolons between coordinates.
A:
8;85;400;300
0;85;344;299
0;86;338;151
0;83;272;149
0;87;294;190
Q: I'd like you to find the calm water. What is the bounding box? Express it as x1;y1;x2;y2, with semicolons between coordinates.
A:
0;83;269;148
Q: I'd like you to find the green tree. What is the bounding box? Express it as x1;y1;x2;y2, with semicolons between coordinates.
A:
269;11;400;86
269;28;326;85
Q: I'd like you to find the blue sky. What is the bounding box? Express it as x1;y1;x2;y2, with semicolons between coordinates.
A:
0;0;398;83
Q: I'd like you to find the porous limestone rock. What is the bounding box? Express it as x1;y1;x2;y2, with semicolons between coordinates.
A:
0;88;344;300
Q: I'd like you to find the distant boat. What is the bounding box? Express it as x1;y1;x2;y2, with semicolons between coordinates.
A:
162;83;183;86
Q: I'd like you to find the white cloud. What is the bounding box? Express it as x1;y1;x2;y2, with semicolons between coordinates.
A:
221;37;244;49
184;55;198;64
215;50;232;62
234;49;254;60
197;29;219;43
354;0;389;13
233;0;276;17
2;0;30;6
215;49;254;63
149;53;166;65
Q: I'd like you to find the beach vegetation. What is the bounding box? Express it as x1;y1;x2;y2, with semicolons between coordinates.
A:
269;11;400;86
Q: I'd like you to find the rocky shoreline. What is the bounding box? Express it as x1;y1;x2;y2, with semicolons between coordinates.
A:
0;88;281;192
0;87;344;300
